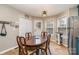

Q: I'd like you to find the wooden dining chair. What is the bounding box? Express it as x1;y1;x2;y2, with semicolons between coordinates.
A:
40;34;51;55
41;32;48;37
25;32;32;40
25;32;36;52
47;34;51;54
16;36;36;55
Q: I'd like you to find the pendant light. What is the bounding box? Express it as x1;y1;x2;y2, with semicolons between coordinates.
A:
42;10;47;17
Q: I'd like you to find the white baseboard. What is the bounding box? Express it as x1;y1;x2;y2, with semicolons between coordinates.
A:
0;46;18;55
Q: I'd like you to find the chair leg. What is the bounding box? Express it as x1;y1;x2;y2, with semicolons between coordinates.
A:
46;51;48;55
19;47;22;55
45;50;48;55
48;47;51;55
19;47;20;55
41;49;44;54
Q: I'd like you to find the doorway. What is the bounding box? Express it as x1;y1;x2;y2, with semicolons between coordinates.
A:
34;20;43;36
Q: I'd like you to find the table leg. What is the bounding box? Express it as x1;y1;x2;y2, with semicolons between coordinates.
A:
36;48;39;55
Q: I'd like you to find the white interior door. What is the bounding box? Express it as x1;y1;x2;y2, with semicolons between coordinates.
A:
34;20;43;36
19;18;32;37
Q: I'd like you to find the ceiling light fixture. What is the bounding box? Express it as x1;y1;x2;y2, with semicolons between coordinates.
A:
42;10;47;17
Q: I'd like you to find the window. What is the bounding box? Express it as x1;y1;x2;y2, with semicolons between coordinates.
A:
46;23;53;34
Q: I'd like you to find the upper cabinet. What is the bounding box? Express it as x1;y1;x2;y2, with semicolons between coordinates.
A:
57;17;68;28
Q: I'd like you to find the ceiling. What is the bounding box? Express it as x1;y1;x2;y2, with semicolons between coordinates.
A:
9;4;77;17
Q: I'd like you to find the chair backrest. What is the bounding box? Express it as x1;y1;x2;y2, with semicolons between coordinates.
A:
16;36;28;55
41;32;48;37
25;32;32;40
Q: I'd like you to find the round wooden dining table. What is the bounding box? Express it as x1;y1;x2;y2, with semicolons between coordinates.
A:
23;35;47;55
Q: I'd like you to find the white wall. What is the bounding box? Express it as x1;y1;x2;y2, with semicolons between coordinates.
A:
57;7;78;18
69;7;78;16
0;5;24;53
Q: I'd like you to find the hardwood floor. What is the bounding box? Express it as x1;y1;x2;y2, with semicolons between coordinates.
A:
50;41;68;55
2;41;68;55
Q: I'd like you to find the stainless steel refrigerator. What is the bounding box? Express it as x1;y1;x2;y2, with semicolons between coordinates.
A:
68;16;79;55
